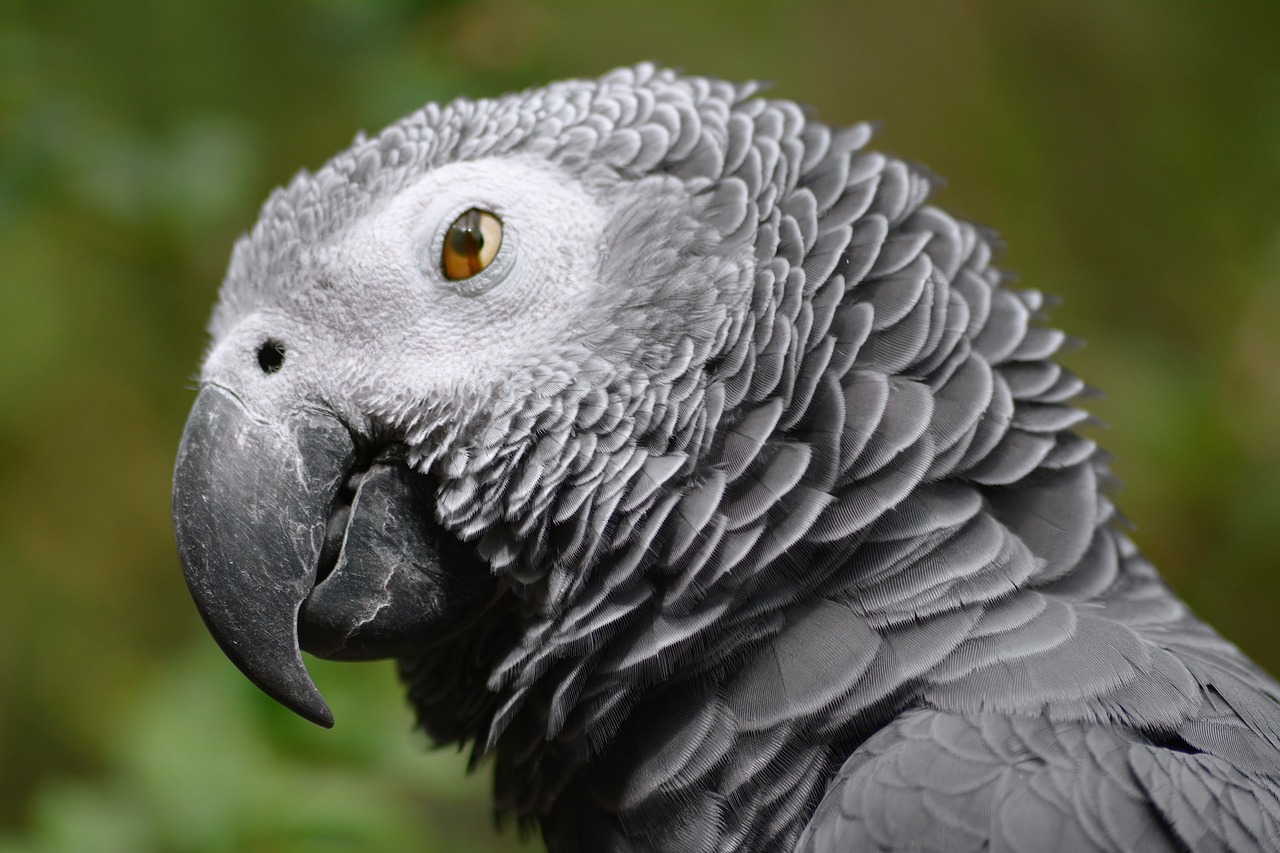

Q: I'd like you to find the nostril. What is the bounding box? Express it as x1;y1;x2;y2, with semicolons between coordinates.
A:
257;340;286;374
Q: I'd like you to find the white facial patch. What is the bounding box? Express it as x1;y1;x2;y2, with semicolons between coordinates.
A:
319;156;610;405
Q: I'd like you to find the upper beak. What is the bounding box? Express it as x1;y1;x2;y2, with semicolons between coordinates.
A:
173;385;354;727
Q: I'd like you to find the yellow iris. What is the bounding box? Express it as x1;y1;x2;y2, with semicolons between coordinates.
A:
442;208;503;280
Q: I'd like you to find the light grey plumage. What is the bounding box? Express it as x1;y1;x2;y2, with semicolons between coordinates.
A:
172;64;1280;851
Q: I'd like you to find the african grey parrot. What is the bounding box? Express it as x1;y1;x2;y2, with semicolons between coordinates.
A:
173;64;1280;851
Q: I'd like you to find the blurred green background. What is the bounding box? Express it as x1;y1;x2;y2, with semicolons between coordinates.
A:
1;1;1278;850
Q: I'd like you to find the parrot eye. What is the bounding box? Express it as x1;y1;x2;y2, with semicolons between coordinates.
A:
441;208;503;281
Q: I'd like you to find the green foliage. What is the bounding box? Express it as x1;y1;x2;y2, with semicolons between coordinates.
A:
0;644;529;852
1;0;1278;849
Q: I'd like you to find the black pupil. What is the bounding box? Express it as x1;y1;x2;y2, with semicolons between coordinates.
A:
257;341;286;374
449;210;485;257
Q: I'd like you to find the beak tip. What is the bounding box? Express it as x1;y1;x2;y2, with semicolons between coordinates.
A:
213;626;338;728
283;673;335;727
258;665;334;728
300;697;336;729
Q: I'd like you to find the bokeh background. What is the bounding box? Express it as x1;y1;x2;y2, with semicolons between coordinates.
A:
2;1;1278;850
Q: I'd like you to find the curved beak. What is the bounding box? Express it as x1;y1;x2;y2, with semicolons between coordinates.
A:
173;385;354;728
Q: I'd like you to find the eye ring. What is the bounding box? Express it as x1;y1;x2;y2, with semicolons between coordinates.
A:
442;208;503;281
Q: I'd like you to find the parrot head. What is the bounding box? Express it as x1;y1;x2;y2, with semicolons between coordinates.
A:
174;65;764;729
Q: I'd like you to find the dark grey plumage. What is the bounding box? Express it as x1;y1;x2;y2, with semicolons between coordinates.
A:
174;65;1280;852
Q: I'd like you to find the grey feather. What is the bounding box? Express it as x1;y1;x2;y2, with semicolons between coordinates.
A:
797;710;1188;852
